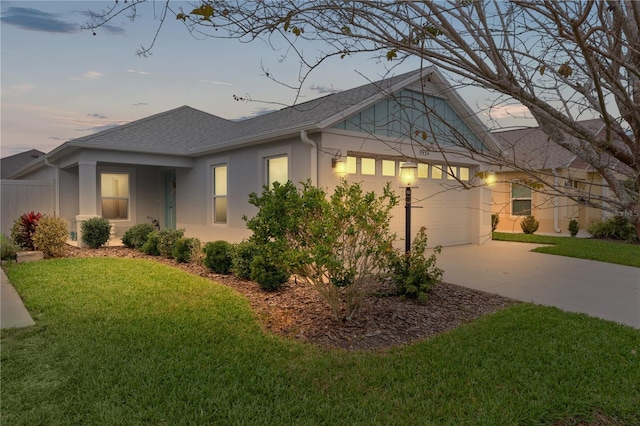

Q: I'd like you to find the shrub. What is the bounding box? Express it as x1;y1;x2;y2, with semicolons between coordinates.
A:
1;233;19;261
11;211;42;250
588;216;638;242
520;215;539;234
156;228;184;258
232;240;259;280
203;240;233;274
491;213;500;232
141;231;161;256
121;223;156;249
568;219;580;237
250;254;289;291
32;216;68;257
81;217;111;249
173;237;201;263
390;227;443;302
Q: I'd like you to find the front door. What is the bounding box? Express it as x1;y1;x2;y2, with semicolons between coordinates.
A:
163;170;176;229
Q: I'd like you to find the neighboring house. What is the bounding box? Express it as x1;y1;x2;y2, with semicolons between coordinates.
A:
5;68;500;248
491;119;610;234
1;149;45;179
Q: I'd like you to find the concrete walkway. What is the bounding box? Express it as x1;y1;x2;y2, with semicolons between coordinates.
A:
1;268;35;329
438;241;640;329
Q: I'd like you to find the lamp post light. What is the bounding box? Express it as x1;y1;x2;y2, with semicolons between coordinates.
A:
400;161;418;254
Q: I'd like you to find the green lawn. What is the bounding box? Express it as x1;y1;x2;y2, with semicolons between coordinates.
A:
492;232;640;268
2;258;639;425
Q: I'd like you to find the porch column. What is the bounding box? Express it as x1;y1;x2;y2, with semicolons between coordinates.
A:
76;161;98;247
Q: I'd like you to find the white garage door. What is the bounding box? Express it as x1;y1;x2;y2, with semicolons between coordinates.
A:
346;164;471;248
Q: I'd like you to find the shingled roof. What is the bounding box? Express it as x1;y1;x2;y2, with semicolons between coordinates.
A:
1;149;45;179
493;119;605;170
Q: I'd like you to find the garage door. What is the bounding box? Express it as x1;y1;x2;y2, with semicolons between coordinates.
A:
346;164;471;248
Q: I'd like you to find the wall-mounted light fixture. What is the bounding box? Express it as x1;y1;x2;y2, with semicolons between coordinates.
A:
332;157;347;176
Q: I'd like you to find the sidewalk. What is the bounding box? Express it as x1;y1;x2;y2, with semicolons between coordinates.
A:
1;268;35;329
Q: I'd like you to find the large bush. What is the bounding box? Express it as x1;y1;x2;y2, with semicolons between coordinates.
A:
245;179;399;321
121;223;156;249
1;233;19;261
232;240;259;280
520;215;539;234
11;211;42;250
203;240;233;274
588;216;638;242
173;237;201;263
81;217;111;249
32;216;68;258
156;228;184;258
390;227;443;302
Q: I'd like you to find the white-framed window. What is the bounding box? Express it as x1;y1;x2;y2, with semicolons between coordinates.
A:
100;173;129;220
346;156;357;174
267;156;288;187
431;164;443;179
417;163;428;179
446;166;457;180
511;181;532;216
459;167;470;181
382;160;396;177
361;157;376;175
213;165;227;224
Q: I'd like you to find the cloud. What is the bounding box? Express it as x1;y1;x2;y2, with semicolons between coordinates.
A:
309;84;340;94
233;108;277;121
69;71;103;81
486;104;532;120
1;6;125;35
127;69;151;75
132;103;148;107
87;113;109;119
198;79;232;86
1;6;78;33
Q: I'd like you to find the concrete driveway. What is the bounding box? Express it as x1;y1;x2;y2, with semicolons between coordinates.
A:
437;241;640;329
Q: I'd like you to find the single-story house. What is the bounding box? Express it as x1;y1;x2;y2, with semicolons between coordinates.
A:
490;119;611;234
4;67;501;248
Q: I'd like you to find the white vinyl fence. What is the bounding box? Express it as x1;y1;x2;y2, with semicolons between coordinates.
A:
1;180;55;237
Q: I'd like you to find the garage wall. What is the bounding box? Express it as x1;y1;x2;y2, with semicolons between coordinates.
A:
1;179;55;236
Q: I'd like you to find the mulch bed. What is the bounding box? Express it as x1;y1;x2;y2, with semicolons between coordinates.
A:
66;245;518;351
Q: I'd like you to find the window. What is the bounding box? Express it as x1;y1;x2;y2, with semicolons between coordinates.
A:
101;173;129;220
511;182;532;216
431;165;443;179
213;165;227;224
382;160;395;177
346;156;357;174
267;156;288;187
446;166;457;180
459;167;470;181
417;163;428;179
361;158;375;175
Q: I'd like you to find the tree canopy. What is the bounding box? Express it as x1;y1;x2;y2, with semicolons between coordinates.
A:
86;1;640;236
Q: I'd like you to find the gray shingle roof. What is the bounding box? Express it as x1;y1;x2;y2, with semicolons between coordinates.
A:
61;69;429;155
493;119;605;170
1;149;45;178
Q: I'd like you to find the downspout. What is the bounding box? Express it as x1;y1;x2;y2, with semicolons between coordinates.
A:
300;130;318;186
552;168;561;233
44;157;60;218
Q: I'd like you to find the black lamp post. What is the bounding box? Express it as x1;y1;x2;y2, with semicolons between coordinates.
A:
400;161;418;254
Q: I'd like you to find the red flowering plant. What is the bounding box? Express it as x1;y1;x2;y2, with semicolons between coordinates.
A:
11;211;42;250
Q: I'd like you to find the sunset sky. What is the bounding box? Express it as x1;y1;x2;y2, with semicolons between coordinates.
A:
1;1;535;158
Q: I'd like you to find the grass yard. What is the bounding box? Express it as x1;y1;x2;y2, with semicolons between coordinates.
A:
2;257;639;425
492;232;640;268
